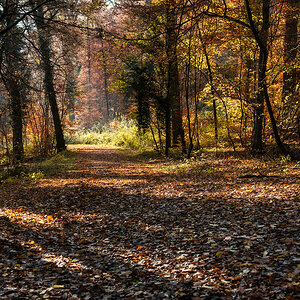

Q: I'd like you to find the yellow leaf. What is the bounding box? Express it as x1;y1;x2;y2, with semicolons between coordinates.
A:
52;285;64;289
216;251;224;257
47;215;54;222
244;221;252;225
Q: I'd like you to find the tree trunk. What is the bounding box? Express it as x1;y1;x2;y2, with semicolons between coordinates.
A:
101;38;110;121
32;4;66;152
198;28;218;146
166;3;184;148
9;82;24;164
165;101;171;156
282;0;299;133
252;47;265;152
2;7;24;164
245;0;290;156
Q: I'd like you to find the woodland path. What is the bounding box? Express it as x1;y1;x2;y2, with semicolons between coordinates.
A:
0;145;299;299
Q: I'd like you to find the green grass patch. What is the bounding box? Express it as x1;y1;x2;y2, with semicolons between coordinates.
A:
67;119;154;150
0;150;75;184
34;150;75;174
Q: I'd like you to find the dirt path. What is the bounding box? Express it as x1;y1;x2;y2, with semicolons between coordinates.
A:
0;146;299;299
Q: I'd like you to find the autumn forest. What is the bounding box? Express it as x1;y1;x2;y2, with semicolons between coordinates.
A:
0;0;299;299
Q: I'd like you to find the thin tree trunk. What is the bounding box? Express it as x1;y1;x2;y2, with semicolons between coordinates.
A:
194;68;201;150
165;102;171;156
100;38;110;121
252;48;265;152
150;123;159;151
198;28;218;146
185;30;193;158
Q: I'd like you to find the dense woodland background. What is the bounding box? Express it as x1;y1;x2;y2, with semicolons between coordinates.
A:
0;0;299;165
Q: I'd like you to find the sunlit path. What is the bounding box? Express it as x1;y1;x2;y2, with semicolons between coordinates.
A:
0;146;299;299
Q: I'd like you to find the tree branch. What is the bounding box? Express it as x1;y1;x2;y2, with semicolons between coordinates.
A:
244;0;266;51
0;0;54;36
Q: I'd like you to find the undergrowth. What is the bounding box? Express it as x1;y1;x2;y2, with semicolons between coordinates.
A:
0;150;75;184
67;119;154;150
161;153;295;178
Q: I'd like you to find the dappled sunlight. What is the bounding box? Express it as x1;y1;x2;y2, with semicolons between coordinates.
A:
1;207;59;228
0;147;299;298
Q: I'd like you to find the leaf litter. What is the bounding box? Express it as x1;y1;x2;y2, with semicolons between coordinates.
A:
0;145;299;299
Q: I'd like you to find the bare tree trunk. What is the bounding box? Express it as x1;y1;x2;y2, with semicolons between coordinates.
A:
198;28;218;146
100;38;110;121
252;47;265;152
2;7;24;164
3;74;24;164
245;0;289;156
165;101;171;156
166;2;184;149
194;67;201;150
282;0;299;103
282;0;299;135
185;29;193;158
32;4;66;152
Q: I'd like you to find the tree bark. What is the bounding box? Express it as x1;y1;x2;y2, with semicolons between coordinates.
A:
198;28;218;147
2;4;24;164
8;79;24;164
100;38;110;121
32;4;66;152
252;48;265;152
245;0;289;156
282;0;299;134
166;1;184;148
246;0;269;152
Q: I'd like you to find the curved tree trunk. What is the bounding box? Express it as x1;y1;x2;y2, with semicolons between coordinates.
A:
245;0;290;156
31;3;66;152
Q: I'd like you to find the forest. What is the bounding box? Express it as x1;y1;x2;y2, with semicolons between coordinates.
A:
0;0;299;299
0;0;299;162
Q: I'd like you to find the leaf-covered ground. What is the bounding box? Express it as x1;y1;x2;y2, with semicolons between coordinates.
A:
0;145;299;299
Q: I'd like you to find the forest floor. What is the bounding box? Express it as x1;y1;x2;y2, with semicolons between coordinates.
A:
0;145;299;299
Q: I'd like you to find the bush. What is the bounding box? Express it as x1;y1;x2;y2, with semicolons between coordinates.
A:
66;119;154;150
0;150;75;184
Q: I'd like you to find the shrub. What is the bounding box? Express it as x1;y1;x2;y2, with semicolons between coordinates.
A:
67;119;154;150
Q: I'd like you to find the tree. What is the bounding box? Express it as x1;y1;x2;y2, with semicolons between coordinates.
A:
244;0;289;155
0;1;29;164
166;0;183;150
201;0;291;155
282;0;299;138
0;0;53;37
31;1;66;152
